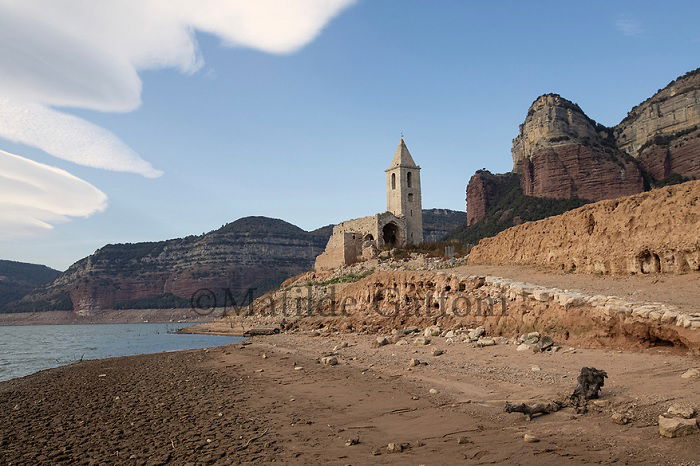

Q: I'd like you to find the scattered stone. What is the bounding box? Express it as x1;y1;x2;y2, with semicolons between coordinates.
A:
611;412;631;425
345;436;359;446
658;415;699;438
395;339;408;346
444;330;455;339
681;368;700;379
424;326;441;337
411;395;420;400
255;369;264;373
98;374;107;378
404;326;420;334
333;342;349;351
523;433;539;443
531;365;541;372
476;337;496;347
457;436;470;445
432;349;444;357
667;404;696;419
429;388;439;395
592;400;608;407
371;448;381;456
516;343;533;352
374;337;390;347
413;336;430;346
294;366;304;371
321;356;338;366
408;358;421;367
522;336;539;345
261;353;268;359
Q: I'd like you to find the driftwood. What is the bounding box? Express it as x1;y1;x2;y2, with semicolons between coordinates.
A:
243;327;281;336
505;367;608;420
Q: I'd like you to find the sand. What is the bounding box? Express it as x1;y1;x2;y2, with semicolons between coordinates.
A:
2;331;700;465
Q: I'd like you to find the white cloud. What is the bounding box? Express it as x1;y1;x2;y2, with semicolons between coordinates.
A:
0;149;108;239
0;0;355;236
615;18;643;36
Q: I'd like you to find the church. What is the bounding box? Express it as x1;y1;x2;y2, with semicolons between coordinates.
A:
314;138;423;270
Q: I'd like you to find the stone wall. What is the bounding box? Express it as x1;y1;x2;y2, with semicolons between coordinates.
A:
468;180;700;275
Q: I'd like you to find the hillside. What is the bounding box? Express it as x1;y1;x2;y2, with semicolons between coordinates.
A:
0;260;60;308
468;180;700;275
7;210;463;314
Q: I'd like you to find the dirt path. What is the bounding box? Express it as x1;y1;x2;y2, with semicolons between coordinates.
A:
2;333;699;465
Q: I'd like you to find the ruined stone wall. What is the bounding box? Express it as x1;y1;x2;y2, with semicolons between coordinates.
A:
314;216;379;271
247;269;700;350
468;181;700;275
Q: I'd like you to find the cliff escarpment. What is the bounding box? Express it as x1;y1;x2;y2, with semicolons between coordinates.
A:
9;217;330;315
468;180;700;275
465;68;700;237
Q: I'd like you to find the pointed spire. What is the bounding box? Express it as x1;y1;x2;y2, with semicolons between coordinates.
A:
388;138;418;169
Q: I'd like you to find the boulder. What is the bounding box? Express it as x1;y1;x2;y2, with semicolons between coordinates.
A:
681;368;700;379
424;326;441;337
658;415;699;438
667;405;696;419
413;336;430;346
374;337;390;348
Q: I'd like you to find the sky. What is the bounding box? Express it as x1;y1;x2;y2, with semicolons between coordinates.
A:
0;0;698;271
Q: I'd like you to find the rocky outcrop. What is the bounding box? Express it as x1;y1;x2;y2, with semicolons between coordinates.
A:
512;94;644;201
468;180;700;275
466;171;518;226
10;217;330;315
614;68;700;179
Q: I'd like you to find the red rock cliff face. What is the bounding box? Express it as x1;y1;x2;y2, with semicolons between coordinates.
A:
512;94;644;201
614;68;700;180
466;171;513;226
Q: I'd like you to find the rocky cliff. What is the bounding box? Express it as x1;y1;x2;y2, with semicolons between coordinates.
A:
0;260;60;309
615;68;700;179
512;94;644;200
468;180;700;275
10;217;331;315
8;210;465;315
466;68;700;234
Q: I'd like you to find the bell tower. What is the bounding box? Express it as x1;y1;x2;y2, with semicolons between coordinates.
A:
385;138;423;245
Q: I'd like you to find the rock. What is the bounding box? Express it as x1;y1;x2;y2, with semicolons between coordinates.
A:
592;400;608;407
429;388;439;395
476;337;496;347
681;368;700;379
294;366;303;371
468;326;485;340
424;326;441;337
345;436;359;446
444;330;455;339
611;412;631;425
523;433;539;443
374;337;390;347
532;290;551;302
413;336;430;346
407;358;421;367
333;342;349;351
667;405;696;419
395;339;408;346
432;349;444;357
538;336;554;351
371;448;381;456
457;436;470;445
386;443;403;453
658;415;699;438
321;356;338;366
516;343;533;352
404;326;420;334
522;336;539;345
531;365;541;372
261;353;268;359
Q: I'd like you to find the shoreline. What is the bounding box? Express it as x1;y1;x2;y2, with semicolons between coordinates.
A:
0;308;217;326
2;331;699;464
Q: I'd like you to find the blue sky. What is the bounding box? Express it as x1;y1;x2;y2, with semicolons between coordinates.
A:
1;0;698;270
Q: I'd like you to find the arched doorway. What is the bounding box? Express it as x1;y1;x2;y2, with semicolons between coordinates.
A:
382;223;398;248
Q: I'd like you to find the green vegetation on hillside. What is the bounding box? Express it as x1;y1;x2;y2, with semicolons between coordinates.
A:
446;173;589;245
0;260;61;308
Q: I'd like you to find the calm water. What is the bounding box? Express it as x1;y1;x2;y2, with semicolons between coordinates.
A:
0;323;241;382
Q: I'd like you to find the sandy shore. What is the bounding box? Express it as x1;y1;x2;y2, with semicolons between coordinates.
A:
2;332;699;465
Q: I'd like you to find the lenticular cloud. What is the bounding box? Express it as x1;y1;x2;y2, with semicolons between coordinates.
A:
0;150;108;239
0;0;355;235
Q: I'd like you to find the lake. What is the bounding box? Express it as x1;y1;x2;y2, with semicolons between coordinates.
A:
0;323;241;382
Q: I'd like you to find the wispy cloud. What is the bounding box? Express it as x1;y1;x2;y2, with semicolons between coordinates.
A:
615;18;643;36
0;149;108;239
0;0;356;236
